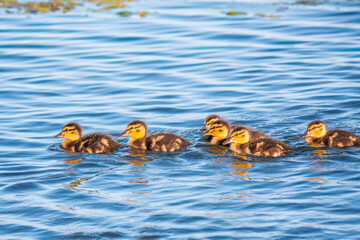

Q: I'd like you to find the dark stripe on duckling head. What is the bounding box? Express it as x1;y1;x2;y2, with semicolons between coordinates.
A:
201;115;221;132
63;127;76;132
308;125;322;131
209;119;230;129
127;120;147;131
63;122;82;136
307;120;325;130
205;114;221;123
231;130;247;137
231;126;248;136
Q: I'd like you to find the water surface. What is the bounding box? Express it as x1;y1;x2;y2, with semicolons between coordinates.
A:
1;0;360;239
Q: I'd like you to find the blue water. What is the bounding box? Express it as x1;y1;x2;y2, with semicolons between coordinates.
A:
1;0;360;239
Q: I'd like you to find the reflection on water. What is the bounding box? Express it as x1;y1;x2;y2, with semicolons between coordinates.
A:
215;157;253;181
66;177;89;189
203;145;228;156
307;177;325;183
128;178;149;184
232;152;249;161
229;159;253;180
124;148;154;167
312;149;328;158
216;192;249;201
64;158;84;173
64;158;84;165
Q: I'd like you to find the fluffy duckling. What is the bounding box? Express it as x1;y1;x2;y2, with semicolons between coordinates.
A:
54;122;120;154
118;120;192;152
301;120;360;148
202;119;267;145
223;126;295;157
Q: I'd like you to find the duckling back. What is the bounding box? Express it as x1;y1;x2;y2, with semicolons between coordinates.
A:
66;133;120;154
248;138;295;157
322;129;360;147
231;138;295;157
146;133;192;152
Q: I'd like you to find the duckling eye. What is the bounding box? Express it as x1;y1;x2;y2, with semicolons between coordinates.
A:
136;130;140;132
219;129;223;132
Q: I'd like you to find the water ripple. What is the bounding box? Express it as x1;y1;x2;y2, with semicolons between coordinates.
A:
1;0;360;239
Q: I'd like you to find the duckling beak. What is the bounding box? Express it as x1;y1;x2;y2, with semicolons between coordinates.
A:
54;132;64;138
118;130;129;138
300;131;308;139
202;130;211;136
200;125;207;132
222;138;233;145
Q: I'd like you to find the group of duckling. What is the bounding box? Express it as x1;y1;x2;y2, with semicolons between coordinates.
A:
54;115;360;157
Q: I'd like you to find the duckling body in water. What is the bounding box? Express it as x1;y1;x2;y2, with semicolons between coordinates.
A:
223;126;295;157
119;120;192;152
301;120;360;148
54;123;120;154
202;119;267;145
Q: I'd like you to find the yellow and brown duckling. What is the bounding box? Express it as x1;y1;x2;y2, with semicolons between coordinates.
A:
301;120;360;148
54;122;120;154
202;119;268;145
223;126;295;157
118;120;192;152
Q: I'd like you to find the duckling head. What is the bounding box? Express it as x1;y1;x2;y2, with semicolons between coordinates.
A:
54;122;82;141
202;119;230;141
200;115;221;132
223;126;250;145
119;120;147;140
301;120;327;139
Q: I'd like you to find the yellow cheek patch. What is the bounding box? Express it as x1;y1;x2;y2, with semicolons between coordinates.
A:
210;126;223;134
126;124;146;139
308;123;326;138
61;128;80;141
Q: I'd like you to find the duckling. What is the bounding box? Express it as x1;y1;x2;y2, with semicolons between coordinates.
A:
118;120;192;152
223;126;295;157
301;120;360;148
202;119;267;145
54;122;120;154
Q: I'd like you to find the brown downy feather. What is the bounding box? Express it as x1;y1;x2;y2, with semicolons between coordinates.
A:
129;133;192;152
146;133;192;152
232;138;295;157
64;133;120;154
320;129;360;148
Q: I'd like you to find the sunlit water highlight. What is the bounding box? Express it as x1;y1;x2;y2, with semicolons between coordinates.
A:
1;0;360;239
